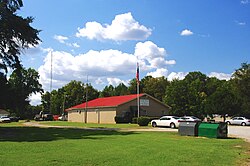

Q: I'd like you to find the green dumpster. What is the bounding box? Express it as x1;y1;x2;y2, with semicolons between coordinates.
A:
198;122;227;138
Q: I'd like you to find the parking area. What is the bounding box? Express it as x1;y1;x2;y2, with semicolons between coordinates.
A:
130;125;250;142
228;125;250;142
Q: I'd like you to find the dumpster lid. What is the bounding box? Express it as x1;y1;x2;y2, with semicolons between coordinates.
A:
199;123;219;129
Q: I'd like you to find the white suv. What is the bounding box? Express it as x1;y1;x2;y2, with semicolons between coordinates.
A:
151;116;181;129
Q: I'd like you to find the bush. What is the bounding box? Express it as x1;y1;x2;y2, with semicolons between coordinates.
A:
137;116;151;126
115;116;132;123
132;117;138;124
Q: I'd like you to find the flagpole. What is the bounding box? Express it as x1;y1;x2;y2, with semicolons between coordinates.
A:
136;62;140;118
137;81;140;118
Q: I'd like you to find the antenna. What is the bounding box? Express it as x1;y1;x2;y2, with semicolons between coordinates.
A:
50;51;53;113
50;51;53;93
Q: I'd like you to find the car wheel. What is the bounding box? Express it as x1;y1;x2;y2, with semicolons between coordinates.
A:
170;123;176;129
241;122;246;126
152;122;157;127
226;121;231;125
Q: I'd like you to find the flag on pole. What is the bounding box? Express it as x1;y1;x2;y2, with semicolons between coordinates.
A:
136;62;139;85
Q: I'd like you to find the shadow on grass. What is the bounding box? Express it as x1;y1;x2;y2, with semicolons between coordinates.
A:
0;126;137;142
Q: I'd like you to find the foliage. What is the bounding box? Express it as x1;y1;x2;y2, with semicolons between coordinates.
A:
99;85;115;97
232;63;250;117
99;83;129;97
141;76;169;101
0;125;248;166
114;115;132;123
165;72;213;119
41;80;99;114
7;67;43;118
137;116;150;126
0;72;10;108
205;81;241;121
0;0;40;73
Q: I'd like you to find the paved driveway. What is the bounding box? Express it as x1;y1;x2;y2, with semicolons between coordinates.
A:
228;125;250;142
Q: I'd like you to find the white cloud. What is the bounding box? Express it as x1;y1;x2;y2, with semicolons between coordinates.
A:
167;72;188;81
241;0;249;4
54;35;80;48
235;20;246;26
76;12;152;41
208;72;231;80
71;43;80;48
29;93;42;106
107;77;129;86
38;50;136;91
180;29;194;36
54;35;68;43
147;68;168;78
134;41;175;70
38;41;175;91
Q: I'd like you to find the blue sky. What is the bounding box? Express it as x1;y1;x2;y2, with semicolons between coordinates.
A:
18;0;250;105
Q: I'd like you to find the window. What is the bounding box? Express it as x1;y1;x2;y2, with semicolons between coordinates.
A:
160;117;170;120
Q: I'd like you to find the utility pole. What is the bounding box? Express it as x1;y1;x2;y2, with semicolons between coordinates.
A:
84;75;88;123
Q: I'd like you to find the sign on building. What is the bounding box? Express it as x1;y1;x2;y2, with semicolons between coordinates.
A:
140;99;149;106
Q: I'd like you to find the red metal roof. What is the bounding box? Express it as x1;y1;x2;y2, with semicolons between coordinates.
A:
66;94;144;111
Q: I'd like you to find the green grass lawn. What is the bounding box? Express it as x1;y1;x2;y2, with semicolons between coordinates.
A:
0;124;249;166
39;121;145;129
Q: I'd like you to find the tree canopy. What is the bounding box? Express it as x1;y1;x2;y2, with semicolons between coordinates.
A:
0;0;40;74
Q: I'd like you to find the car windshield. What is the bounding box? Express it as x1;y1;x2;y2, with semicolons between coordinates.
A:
172;116;180;119
191;116;199;119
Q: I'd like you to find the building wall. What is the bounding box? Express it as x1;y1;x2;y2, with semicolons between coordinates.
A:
68;107;117;124
68;110;85;123
67;95;170;124
117;96;169;117
87;107;117;124
100;110;117;124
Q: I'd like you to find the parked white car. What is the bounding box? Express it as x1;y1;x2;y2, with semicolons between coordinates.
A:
0;116;11;123
225;117;250;126
180;116;201;122
151;116;181;129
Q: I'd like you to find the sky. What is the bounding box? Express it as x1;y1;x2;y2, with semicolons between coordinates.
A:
17;0;250;105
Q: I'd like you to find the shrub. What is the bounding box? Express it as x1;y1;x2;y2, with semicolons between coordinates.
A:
132;117;138;124
115;116;132;123
137;116;151;126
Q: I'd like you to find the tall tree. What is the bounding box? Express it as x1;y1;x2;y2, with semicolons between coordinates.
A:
114;83;129;96
0;72;10;108
0;0;40;74
232;63;250;117
41;80;99;113
142;76;169;101
128;78;143;94
164;79;189;116
205;81;241;121
8;67;43;118
99;85;115;97
164;72;208;119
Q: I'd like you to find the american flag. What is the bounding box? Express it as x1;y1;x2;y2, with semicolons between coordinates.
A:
136;62;139;85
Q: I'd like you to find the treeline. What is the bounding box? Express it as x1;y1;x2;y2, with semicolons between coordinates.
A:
0;63;249;120
41;63;250;120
